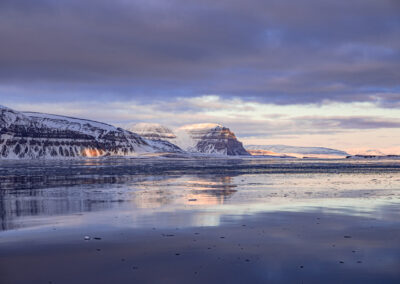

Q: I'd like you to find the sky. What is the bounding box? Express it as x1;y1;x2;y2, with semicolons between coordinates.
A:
1;0;399;153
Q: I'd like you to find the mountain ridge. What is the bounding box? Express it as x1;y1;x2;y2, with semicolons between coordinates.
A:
246;144;348;158
0;106;182;159
128;123;250;156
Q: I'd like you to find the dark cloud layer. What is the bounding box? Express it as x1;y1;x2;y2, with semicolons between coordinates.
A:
0;0;399;105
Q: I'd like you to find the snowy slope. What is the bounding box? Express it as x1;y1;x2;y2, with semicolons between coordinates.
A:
246;145;348;158
128;123;176;140
128;123;249;156
25;112;117;136
177;123;249;155
350;149;385;156
0;106;182;159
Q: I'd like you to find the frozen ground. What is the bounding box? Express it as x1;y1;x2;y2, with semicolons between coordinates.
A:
0;157;400;283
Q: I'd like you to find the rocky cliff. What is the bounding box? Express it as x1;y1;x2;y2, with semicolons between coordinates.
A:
0;105;181;159
128;123;249;156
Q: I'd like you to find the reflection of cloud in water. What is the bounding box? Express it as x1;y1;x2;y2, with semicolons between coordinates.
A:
132;175;238;208
1;159;400;231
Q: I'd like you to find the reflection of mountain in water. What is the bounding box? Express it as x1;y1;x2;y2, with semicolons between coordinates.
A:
185;175;237;205
0;173;239;231
132;175;238;208
2;158;397;191
2;159;399;231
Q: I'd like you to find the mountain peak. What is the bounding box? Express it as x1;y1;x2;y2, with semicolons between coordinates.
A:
178;123;223;131
130;122;248;156
127;123;176;140
0;105;182;159
0;105;11;110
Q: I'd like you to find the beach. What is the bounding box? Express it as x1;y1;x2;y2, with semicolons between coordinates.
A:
1;158;400;283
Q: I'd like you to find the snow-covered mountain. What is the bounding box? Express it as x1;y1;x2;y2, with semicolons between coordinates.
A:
0;105;181;159
345;149;398;159
129;123;176;140
177;124;249;155
349;149;385;156
127;123;249;156
246;145;348;158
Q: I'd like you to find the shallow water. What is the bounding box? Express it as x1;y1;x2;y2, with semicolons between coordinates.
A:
1;158;400;283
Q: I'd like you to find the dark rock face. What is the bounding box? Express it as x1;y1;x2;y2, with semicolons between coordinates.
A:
0;106;181;159
186;125;250;156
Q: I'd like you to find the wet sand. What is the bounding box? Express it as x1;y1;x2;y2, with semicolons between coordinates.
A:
1;210;400;284
1;158;400;283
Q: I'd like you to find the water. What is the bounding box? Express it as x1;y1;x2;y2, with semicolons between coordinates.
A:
1;158;400;283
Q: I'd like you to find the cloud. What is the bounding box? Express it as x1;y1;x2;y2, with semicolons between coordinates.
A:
0;0;399;105
8;95;400;136
301;116;400;129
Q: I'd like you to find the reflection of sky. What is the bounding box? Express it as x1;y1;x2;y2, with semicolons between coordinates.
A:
1;169;399;231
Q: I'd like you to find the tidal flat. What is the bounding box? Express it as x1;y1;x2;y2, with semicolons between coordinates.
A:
1;158;400;283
